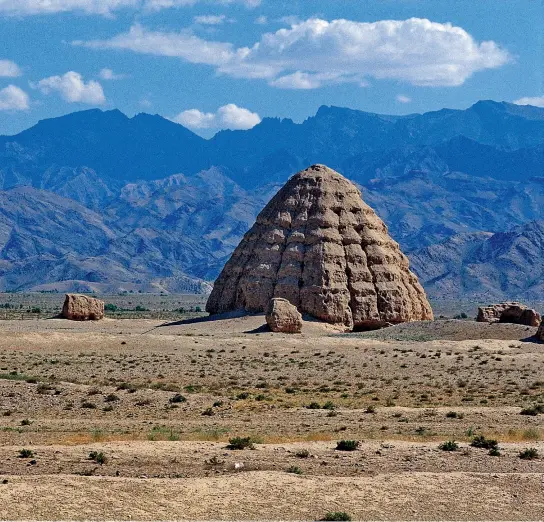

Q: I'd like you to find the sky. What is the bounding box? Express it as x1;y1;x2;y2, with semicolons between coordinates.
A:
0;0;542;137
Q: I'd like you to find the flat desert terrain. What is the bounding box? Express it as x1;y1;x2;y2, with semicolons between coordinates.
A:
0;313;543;520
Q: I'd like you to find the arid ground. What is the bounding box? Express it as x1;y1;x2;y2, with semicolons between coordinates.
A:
0;302;543;520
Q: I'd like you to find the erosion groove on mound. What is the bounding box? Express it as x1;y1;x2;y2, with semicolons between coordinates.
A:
207;164;433;329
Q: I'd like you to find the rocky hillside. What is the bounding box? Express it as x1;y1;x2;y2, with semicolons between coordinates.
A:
410;221;544;300
0;101;542;296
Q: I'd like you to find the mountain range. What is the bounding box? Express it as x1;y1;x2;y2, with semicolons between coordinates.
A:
0;100;543;298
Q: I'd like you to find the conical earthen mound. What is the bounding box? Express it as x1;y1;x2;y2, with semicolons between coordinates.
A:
206;164;433;329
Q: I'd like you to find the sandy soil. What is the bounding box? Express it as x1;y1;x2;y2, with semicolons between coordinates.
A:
0;315;543;520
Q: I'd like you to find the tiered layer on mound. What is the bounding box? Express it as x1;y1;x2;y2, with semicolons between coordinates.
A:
206;165;433;329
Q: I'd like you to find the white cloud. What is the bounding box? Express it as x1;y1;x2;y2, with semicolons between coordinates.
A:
99;67;126;80
0;85;29;110
77;23;235;67
513;95;544;108
194;14;226;25
172;103;260;130
254;15;267;25
79;18;510;89
35;71;105;104
0;0;258;15
0;59;22;77
396;94;412;103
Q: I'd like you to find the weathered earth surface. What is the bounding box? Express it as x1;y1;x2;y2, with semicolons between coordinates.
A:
265;297;302;333
62;293;105;321
477;302;541;327
207;165;433;330
0;315;542;520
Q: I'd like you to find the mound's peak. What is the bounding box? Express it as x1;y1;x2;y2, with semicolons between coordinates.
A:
207;164;433;330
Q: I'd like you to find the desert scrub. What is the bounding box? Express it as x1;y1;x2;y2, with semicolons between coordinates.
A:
286;466;303;475
18;449;34;458
169;393;187;404
88;451;107;465
226;437;255;450
445;411;464;419
335;440;360;451
321;512;352;521
438;440;459;452
520;404;544;416
519;448;539;460
470;435;498;450
295;449;310;458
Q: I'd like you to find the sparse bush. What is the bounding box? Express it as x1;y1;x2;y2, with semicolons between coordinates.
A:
227;436;255;450
519;448;539;460
335;440;360;452
104;393;119;402
438;440;459;452
470;435;498;450
104;304;118;312
446;411;463;419
306;401;321;409
169;393;186;404
88;451;107;465
286;465;303;474
18;449;34;458
489;447;501;456
322;401;336;410
364;405;376;414
295;449;310;458
520;404;544;416
81;401;97;409
21;418;31;426
202;407;214;416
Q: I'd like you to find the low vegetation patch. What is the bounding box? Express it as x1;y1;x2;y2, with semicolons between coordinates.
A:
335;440;360;451
438;440;459;452
226;436;256;450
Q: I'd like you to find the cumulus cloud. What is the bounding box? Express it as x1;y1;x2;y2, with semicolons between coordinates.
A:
513;95;544;108
35;71;105;104
99;67;127;80
172;103;261;130
78;17;510;89
0;85;29;110
0;0;258;15
0;59;22;77
396;94;412;103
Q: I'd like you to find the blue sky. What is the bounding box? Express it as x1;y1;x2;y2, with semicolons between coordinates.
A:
0;0;542;137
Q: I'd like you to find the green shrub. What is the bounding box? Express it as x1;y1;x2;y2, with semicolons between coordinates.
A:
519;448;539;460
520;404;544;416
295;449;310;458
306;401;321;409
335;440;360;452
438;440;459;452
88;451;107;465
470;435;498;450
18;448;34;458
286;466;303;475
489;447;501;456
104;304;118;312
227;436;255;450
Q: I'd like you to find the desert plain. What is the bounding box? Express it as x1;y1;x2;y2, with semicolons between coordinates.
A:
0;295;543;520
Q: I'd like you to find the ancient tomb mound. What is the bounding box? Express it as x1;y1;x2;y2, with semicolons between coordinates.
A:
206;164;433;330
